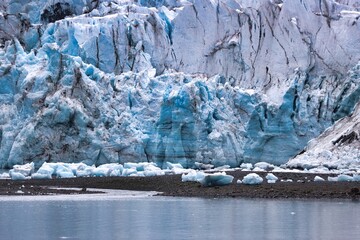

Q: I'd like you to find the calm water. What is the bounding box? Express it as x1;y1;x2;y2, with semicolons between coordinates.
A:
0;191;359;240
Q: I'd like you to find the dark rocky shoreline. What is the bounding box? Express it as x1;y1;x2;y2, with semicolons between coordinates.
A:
1;170;360;199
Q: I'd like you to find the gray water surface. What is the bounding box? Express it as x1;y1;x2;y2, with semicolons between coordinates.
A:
0;192;359;240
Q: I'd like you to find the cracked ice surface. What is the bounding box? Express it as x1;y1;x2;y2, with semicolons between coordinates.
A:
0;0;360;168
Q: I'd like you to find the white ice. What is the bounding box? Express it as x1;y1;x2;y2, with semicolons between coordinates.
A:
241;173;263;185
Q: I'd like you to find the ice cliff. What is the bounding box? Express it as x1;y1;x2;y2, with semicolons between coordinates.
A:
0;0;360;168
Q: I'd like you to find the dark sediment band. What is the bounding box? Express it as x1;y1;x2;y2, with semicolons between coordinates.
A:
1;171;359;199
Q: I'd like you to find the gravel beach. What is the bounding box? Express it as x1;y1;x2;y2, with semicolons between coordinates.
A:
1;170;360;199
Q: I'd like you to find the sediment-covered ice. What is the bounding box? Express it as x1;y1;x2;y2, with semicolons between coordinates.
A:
0;0;360;169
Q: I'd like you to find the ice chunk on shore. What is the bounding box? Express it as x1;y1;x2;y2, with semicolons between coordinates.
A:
9;170;26;180
266;173;278;183
143;164;165;177
194;162;214;170
199;172;234;187
31;173;52;179
95;163;124;177
182;170;233;186
182;170;206;182
0;172;10;179
353;175;360;182
55;165;74;178
11;162;35;177
337;174;353;182
165;162;184;170
121;168;137;177
57;171;75;178
242;173;263;185
76;166;95;177
254;162;275;171
314;176;325;182
240;163;253;170
328;176;338;182
36;163;55;176
91;167;112;177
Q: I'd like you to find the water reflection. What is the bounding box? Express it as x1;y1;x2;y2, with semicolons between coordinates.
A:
0;196;359;240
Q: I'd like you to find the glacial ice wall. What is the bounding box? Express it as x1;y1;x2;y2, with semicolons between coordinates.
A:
0;0;360;168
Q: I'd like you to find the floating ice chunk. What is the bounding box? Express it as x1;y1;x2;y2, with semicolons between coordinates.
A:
337;174;353;182
240;163;253;170
9;170;26;180
242;173;263;185
199;172;234;187
314;176;325;182
266;173;278;183
281;179;293;182
11;162;35;177
254;162;275;171
236;179;242;184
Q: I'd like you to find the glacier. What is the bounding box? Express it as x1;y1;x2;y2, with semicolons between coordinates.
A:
0;0;360;169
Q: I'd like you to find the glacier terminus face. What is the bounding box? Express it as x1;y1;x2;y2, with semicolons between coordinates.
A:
0;0;360;168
